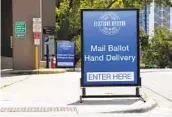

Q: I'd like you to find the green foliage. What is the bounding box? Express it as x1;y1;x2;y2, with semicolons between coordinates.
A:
73;35;81;66
55;0;172;67
122;0;172;9
56;0;131;41
142;27;172;68
73;35;81;55
56;0;172;41
155;0;172;7
80;0;124;9
122;0;150;9
140;28;149;50
81;0;106;9
68;0;80;35
56;0;80;40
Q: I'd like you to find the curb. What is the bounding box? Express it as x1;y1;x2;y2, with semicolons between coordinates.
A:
1;69;66;75
66;68;81;72
37;69;66;74
140;69;172;73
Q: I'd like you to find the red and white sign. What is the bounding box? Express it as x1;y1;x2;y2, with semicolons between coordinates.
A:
34;32;40;39
34;38;40;45
34;32;40;45
33;18;42;45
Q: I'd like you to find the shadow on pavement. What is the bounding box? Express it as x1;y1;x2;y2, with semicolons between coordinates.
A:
0;74;27;78
1;74;21;78
69;99;140;105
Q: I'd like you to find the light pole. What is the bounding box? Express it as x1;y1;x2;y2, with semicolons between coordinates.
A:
40;0;43;60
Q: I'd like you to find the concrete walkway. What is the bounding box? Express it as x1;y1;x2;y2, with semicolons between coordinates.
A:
0;72;156;114
0;69;66;89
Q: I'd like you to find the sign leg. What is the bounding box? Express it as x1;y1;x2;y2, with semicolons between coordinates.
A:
80;88;86;103
82;88;86;96
140;96;146;103
136;87;146;102
80;96;82;103
136;87;140;96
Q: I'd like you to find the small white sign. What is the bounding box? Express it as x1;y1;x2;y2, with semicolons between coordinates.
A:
33;18;42;32
34;39;40;45
57;62;74;66
33;18;41;22
33;24;42;32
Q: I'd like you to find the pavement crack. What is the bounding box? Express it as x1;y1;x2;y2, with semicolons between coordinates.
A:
0;75;31;90
143;85;172;103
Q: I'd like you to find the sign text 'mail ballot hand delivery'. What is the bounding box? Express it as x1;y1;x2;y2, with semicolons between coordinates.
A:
85;45;136;62
81;9;140;86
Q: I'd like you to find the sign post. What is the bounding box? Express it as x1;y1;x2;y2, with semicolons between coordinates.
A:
33;18;41;45
33;18;42;69
80;9;145;102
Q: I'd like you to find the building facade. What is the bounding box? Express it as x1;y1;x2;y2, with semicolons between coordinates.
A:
140;0;172;37
1;0;56;70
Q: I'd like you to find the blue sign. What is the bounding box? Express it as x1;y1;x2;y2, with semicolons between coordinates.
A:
44;36;49;42
56;41;75;68
81;9;140;86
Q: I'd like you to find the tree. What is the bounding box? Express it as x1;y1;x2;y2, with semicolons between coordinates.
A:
140;27;149;50
56;0;172;41
56;0;125;41
142;26;172;68
56;0;80;40
55;0;172;65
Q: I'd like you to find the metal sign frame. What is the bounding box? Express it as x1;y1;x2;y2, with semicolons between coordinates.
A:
81;9;140;87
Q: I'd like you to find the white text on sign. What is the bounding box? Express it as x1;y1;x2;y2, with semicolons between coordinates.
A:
87;72;134;82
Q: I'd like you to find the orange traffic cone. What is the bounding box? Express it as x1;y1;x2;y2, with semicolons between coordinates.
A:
51;57;56;68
